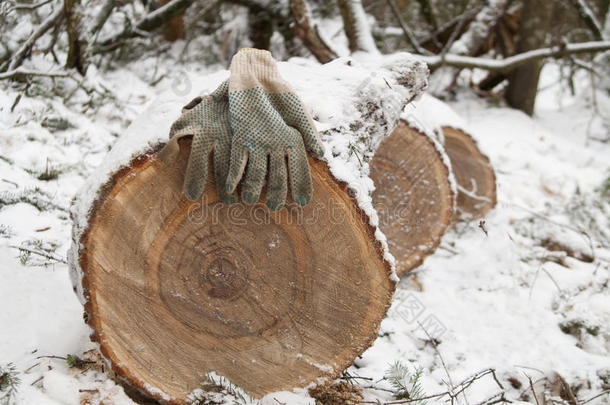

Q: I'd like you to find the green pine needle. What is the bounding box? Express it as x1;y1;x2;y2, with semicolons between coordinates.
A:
0;363;21;405
384;361;427;404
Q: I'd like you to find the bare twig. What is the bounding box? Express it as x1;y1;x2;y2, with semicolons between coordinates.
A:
10;245;66;264
87;0;116;42
568;0;604;40
385;0;429;55
439;0;475;58
7;4;64;71
527;375;541;405
581;389;610;404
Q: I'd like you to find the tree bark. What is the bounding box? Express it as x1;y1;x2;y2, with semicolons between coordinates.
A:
337;0;379;53
505;0;554;115
248;7;273;50
289;0;337;63
158;0;186;41
64;0;87;74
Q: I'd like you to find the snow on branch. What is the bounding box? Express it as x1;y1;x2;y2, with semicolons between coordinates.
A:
337;0;379;54
421;41;610;71
0;68;68;80
289;0;337;63
94;0;198;51
569;0;604;40
7;4;64;71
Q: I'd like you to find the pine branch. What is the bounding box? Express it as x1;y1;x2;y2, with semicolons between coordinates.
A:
0;363;21;404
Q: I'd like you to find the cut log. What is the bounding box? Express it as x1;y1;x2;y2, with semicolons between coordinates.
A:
74;138;394;403
441;126;496;220
370;121;455;276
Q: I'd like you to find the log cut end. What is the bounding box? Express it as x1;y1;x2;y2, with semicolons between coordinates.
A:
75;139;395;403
370;121;455;276
441;126;497;220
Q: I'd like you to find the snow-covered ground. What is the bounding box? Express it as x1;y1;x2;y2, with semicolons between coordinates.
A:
1;51;609;405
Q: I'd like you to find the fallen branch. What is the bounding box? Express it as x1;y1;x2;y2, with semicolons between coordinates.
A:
337;0;379;53
93;0;196;51
0;68;68;80
10;0;52;11
7;4;64;71
421;41;610;72
289;0;337;63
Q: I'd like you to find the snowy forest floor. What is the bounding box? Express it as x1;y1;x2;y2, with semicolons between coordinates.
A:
1;51;609;404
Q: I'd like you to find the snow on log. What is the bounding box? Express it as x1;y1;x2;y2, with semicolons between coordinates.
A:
68;54;428;402
442;126;496;221
370;121;455;276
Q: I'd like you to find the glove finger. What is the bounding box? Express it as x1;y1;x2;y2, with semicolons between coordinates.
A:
291;100;325;159
183;135;214;201
241;150;268;205
265;153;288;211
270;94;325;159
287;145;313;207
213;137;236;205
226;145;248;194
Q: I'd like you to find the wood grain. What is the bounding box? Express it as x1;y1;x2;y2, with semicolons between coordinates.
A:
370;121;455;277
78;139;394;403
442;126;496;220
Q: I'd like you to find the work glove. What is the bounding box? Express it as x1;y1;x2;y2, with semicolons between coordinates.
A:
226;48;325;211
158;81;236;204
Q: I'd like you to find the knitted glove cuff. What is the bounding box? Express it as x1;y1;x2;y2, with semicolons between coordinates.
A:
230;48;290;93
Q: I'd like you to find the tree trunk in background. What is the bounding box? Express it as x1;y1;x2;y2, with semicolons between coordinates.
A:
337;0;380;53
158;0;185;41
65;0;87;74
289;0;337;63
248;8;273;50
416;0;439;30
505;0;553;115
